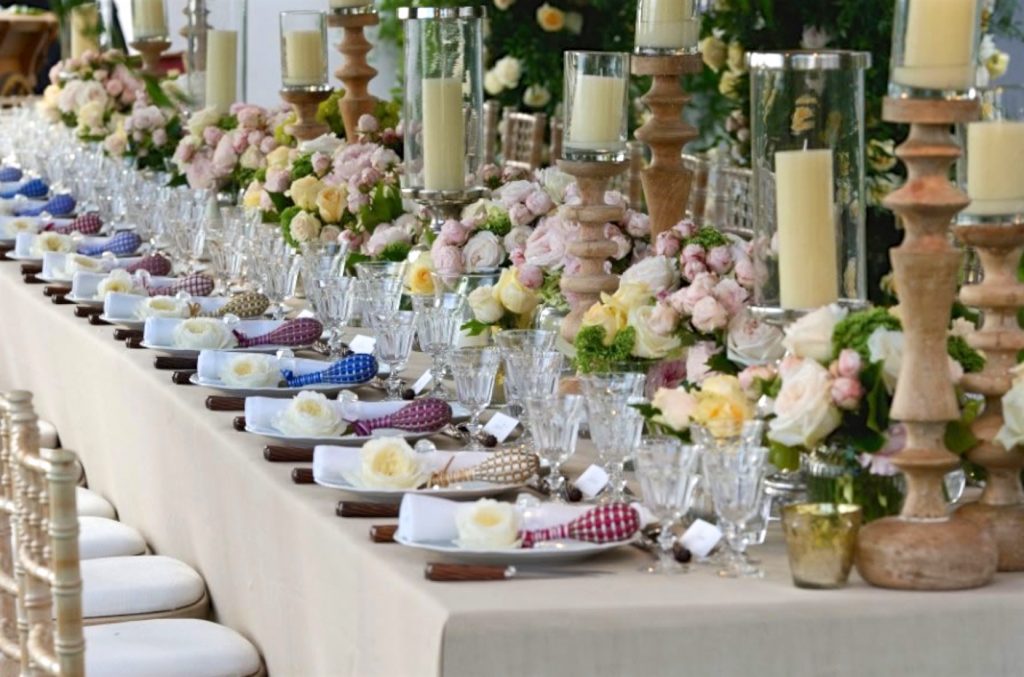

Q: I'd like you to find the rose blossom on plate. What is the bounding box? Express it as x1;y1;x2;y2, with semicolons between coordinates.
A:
219;354;281;388
274;391;343;438
455;498;522;549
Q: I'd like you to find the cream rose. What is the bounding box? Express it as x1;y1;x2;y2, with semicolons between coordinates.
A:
700;35;728;72
535;3;565;32
186;106;221;137
493;55;522;89
172;318;237;350
265;145;293;170
274;391;342;438
64;254;104;279
606;282;650;316
288;175;324;211
96;269;143;300
581;302;627;344
493;268;538;316
782;304;847;362
463;231;505;272
355;437;425;489
866;327;903;393
136;296;191;320
3;218;37;238
693;375;755;439
995;381;1024;451
768;359;842;449
31;232;73;257
630;305;682;360
620;256;680;295
290;211;322;243
522;84;551;109
406;260;436;296
219;354;281;388
468;285;504;324
316;185;346;224
651;387;697;432
455;498;521;549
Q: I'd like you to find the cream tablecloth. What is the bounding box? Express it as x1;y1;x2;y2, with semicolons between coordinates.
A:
3;263;1024;677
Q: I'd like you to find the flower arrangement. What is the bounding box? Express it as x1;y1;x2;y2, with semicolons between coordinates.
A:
642;373;756;442
104;101;184;172
39;50;144;140
995;365;1024;453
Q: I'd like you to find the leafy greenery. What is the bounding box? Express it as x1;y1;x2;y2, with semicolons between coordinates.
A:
461;319;496;337
537;272;568;313
685;225;731;251
831;307;901;362
574;325;640;375
278;206;303;249
379;241;412;262
948;335;985;374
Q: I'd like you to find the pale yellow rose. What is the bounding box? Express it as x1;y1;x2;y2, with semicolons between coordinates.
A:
468;285;504;324
493;268;539;316
692;375;754;439
406;260;436;296
629;306;682;360
535;3;565;32
605;282;650;315
700;35;728;72
651;387;697;432
242;180;264;209
581;302;627;345
718;70;743;100
316;184;346;224
266;146;293;170
727;41;746;73
455;498;521;549
986;51;1010;81
288;175;324;211
356;437;426;489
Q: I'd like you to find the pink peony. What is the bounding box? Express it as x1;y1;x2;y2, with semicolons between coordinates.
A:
185;154;216;189
212;136;239;177
517;264;544;290
264;168;291;193
712;277;749;317
311;152;332;177
364;223;411;257
509;202;533;227
682;259;708;282
203;125;224;147
525;189;554;216
831;376;863;411
681;243;705;265
654;231;681;257
706;245;733;274
236;106;265;130
691;296;729;334
431;244;464;276
625;211;650;238
836;349;862;379
604;223;630;260
524;217;569;269
439;219;470;246
260;137;278;155
104;79;123;97
734;256;756;289
509;248;526;267
498;180;535;208
673;218;697;239
648;302;679;336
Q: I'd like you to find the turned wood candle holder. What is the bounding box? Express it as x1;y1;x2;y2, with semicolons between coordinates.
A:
327;8;379;141
631;54;702;239
131;38;171;77
954;220;1024;570
280;86;333;142
854;97;998;591
557;158;629;342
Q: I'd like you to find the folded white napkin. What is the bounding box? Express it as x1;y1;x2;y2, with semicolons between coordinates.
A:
43;252;141;281
71;270;176;299
396;494;591;543
15;232;105;258
104;293;226;320
196;350;329;382
143;317;281;347
244;397;407;432
312;447;490;488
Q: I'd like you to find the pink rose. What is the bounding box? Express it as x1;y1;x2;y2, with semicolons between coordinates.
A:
831;376;863;411
431;244;464;276
625;211;650;238
237;106;265;130
685;341;720;384
517;264;543;290
152;128;167;147
439;219;470;246
104;79;123;97
712;277;748;317
212;136;238;177
203;126;224;147
836;349;862;379
734;256;756;289
365;223;410;256
185;154;216;190
358;114;379;133
681;243;705;265
648;302;679;336
654;231;681;257
525;189;554;216
509;248;526;267
509;202;533;227
264;168;291;193
673;218;697;239
247;130;265;147
231;130;249;155
738;364;777;398
691;296;728;334
260;137;278;154
524;217;569;269
311;152;331;176
682;259;708;282
706;245;733;274
603;190;626;209
604;223;630;260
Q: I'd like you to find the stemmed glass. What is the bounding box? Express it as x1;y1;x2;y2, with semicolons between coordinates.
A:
315;276;356;358
503;349;563;448
581;372;647;503
703;444;770;578
450;347;501;451
524;394;584;501
493;329;556;417
412;294;464;397
634;437;701;574
370;310;418;399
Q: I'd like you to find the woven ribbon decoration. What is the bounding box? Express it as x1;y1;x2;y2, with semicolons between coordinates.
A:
16;193;75;217
282;353;378;387
78;231;142;257
209;291;270;318
0;167;23;182
44;213;103;235
125;253;172;277
0;178;48;199
233;317;323;348
352;398;452;437
147;273;215;298
519;503;640;549
428;450;540;488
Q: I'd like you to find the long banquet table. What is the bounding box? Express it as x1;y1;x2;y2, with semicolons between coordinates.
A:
4;262;1024;676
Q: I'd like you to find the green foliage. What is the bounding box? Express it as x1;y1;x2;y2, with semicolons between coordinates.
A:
768;441;801;472
461;319;496;337
379;242;412;263
317;89;346;137
278;206;303;249
685;225;731;251
358;184;404;231
948;335;985;374
831;307;901;362
537;272;568;313
290;155;314;180
706;351;739;376
945;420;978;456
574;325;639;375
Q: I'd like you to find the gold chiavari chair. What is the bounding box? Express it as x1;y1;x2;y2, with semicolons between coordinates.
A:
500;108;547;172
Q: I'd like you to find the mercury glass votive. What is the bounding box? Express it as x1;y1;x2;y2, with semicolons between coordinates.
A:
782;503;862;589
888;0;982;99
563;51;630;162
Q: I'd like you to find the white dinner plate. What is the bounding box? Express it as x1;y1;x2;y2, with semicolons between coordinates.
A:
98;314;144;330
140;341;313;357
5;251;42;262
315;475;522;502
394;535;630;565
63;293;105;307
188;373;347;397
244;423;436;447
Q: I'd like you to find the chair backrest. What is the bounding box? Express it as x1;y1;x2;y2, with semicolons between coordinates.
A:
9;391;84;677
482;100;500;167
500;109;547;171
549;116;563;167
0;394;23;663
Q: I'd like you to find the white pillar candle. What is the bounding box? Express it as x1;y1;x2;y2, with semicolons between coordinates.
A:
635;0;699;51
283;30;325;87
966;121;1024;215
774;149;839;309
421;77;466;192
893;0;978;90
133;0;168;39
70;4;100;59
567;74;626;150
205;30;238;114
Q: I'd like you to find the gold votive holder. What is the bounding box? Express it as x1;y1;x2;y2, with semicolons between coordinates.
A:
782;503;862;589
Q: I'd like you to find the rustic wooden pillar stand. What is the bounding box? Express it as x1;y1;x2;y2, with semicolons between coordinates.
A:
854;97;998;590
955;221;1024;570
280;87;332;142
631;54;702;239
557;159;628;342
131;38;171;78
327;8;379;141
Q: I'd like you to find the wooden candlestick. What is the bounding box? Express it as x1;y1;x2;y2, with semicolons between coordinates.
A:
280;87;332;142
557;159;628;342
327;9;379;141
631;54;702;239
131;38;171;77
854;97;998;590
955;221;1024;570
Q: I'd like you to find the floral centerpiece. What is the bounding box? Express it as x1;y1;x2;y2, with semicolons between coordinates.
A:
103;99;184;172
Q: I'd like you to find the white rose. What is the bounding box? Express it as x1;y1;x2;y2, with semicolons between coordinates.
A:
537;167;574;202
462;231;505;272
484;69;504;96
31;232;73;257
468;285;504;323
76;99;106;132
96;269;143;300
4;218;37;237
186;106;222;137
503;225;532;253
782;304;847;362
290;211;322;243
493;0;515;10
630;305;682;359
522;84;551;109
136;296;191;320
727;311;785;366
620;255;680;295
355;437;425;489
493;55;522;89
651;387;697;432
455;498;521;549
65;254;104;278
768;359;842;449
273;390;342;437
219;354;281;388
867;328;903;393
298;133;344;155
172;318;237;350
995;381;1024;451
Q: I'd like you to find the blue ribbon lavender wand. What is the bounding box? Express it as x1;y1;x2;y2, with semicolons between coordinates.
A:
282;354;379;387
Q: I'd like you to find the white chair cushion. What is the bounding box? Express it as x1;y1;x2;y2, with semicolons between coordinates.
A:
79;517;147;560
76;486;116;519
37;419;59;448
82;556;206;619
85;619;262;677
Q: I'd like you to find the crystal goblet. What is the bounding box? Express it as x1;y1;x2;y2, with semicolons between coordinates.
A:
634;436;701;574
524;393;585;501
450;347;501;451
703;444;769;578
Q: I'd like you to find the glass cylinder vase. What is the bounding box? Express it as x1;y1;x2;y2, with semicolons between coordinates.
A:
958;85;1024;224
66;2;103;60
399;6;485;195
131;0;169;40
888;0;982;100
279;11;328;89
183;0;248;112
562;51;630;162
633;0;701;56
748;50;870;321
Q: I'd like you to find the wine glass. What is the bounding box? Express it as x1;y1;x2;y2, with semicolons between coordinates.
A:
494;329;556;417
524;394;584;501
581;372;646;503
315;276;356;358
703;444;770;578
450;347;501;451
370;310;418;399
634;437;701;574
412;295;464;397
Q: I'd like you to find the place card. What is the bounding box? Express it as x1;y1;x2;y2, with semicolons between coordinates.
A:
348;335;376;354
574;465;609;500
483;412;519;443
412;370;432;395
680;519;723;559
